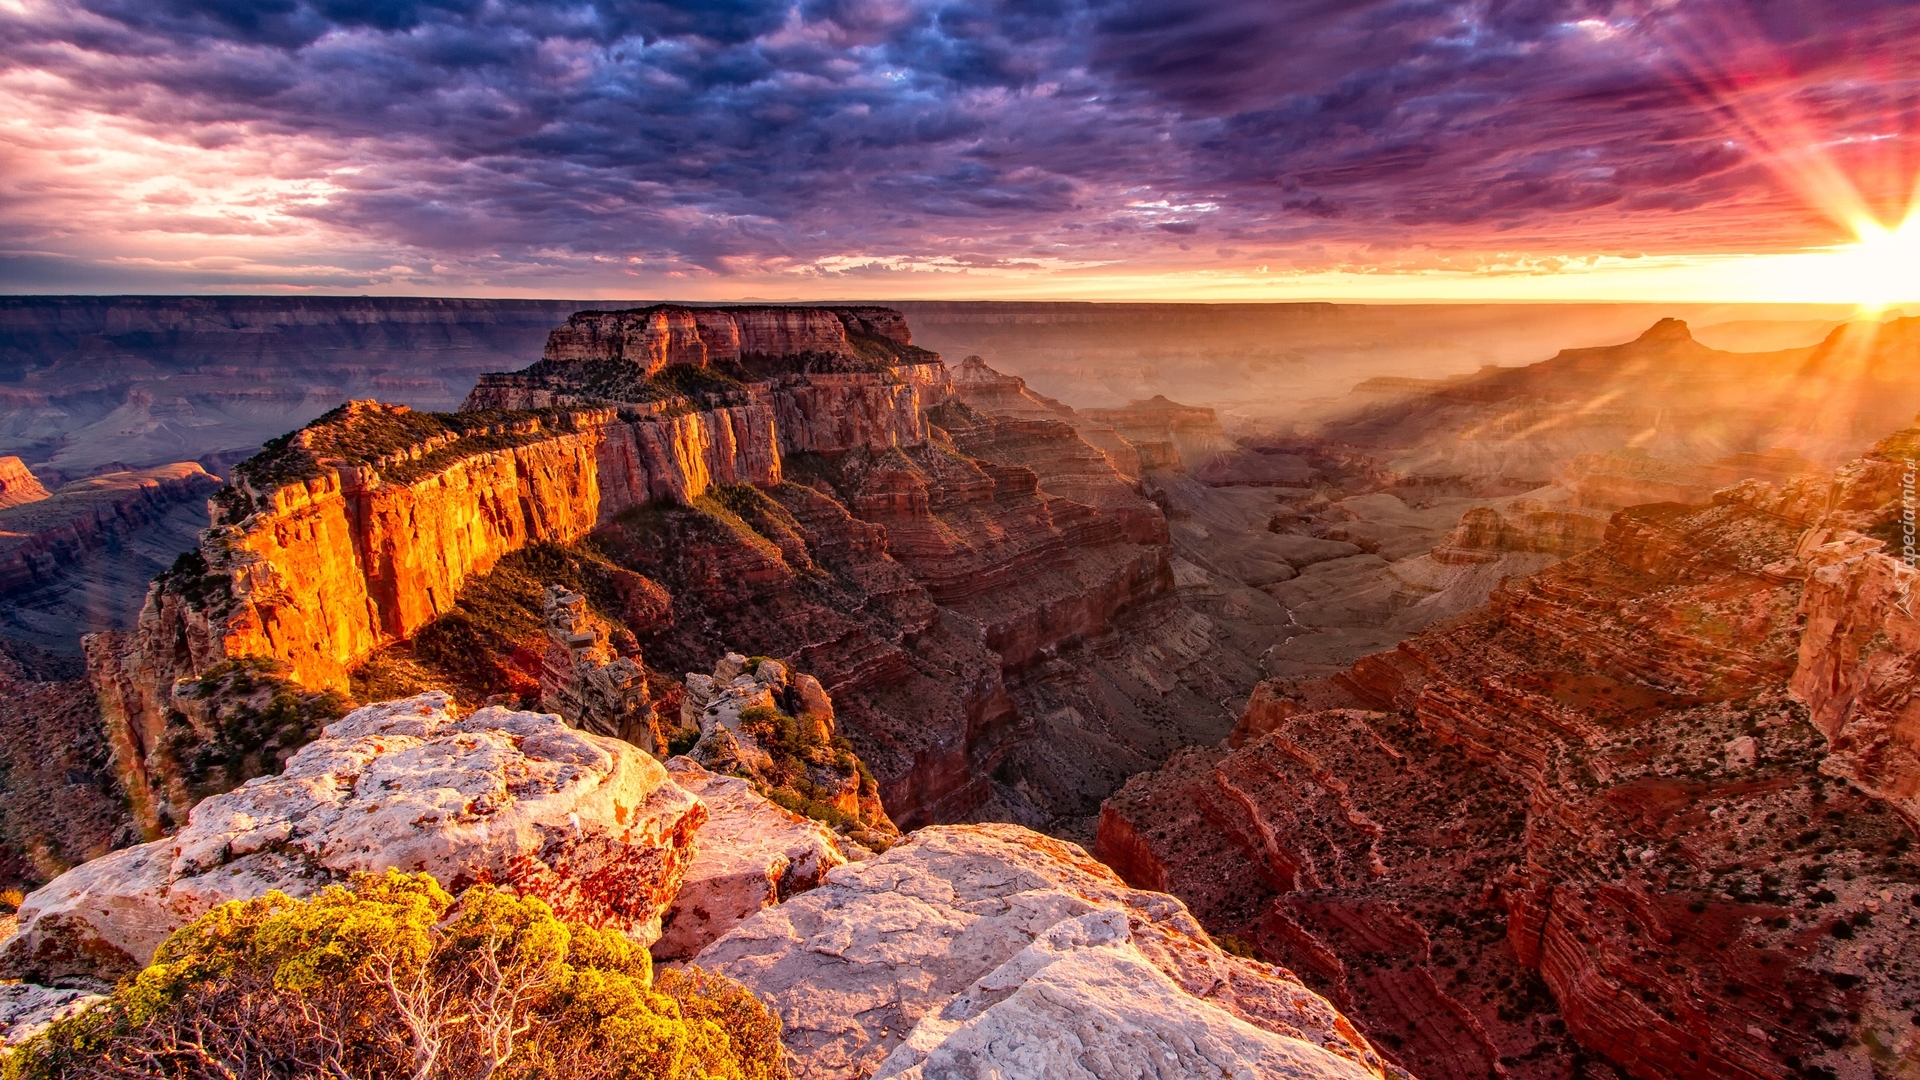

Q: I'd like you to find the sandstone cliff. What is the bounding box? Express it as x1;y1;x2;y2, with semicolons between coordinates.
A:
86;398;787;832
87;307;1256;850
538;304;920;370
1099;424;1920;1080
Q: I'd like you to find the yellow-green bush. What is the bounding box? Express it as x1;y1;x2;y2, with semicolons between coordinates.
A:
5;871;787;1080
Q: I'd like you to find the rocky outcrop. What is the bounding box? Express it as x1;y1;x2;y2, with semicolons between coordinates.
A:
678;651;895;850
1787;446;1920;823
950;354;1146;480
470;306;947;456
0;458;48;509
0;464;221;593
930;397;1167;545
1100;425;1920;1080
0;693;705;982
0;983;103;1047
1083;395;1232;472
695;823;1392;1080
653;756;848;961
540;586;654;750
1430;500;1610;563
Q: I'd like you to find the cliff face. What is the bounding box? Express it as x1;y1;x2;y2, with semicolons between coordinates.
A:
1099;425;1920;1080
86;400;784;833
89;308;1254;845
539;304;915;370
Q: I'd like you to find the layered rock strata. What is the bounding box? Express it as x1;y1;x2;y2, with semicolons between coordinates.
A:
86;307;1267;850
536;304;918;371
0;464;220;593
0;693;705;982
539;585;654;749
85;400;777;831
695;822;1394;1080
0;458;48;509
1099;427;1920;1080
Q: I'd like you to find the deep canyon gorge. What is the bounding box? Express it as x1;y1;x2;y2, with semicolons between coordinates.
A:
0;300;1916;1080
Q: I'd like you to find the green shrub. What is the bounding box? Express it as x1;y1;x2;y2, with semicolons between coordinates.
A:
1213;933;1257;959
6;871;787;1080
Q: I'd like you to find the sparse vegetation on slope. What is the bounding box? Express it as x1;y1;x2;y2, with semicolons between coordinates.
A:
351;543;671;709
165;657;349;808
6;871;787;1080
226;402;565;508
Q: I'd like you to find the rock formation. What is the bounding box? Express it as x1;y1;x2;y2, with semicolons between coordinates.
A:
0;689;1397;1079
653;756;849;961
539;585;654;749
0;459;48;509
1099;423;1920;1080
1431;500;1610;562
535;304;917;371
695;822;1393;1080
0;983;102;1048
78;307;1276;856
678;652;896;851
0;693;705;982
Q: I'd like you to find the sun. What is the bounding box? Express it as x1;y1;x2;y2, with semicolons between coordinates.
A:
1832;214;1920;312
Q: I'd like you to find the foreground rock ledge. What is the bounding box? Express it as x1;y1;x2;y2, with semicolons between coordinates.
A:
653;756;849;961
1;693;704;981
695;823;1392;1080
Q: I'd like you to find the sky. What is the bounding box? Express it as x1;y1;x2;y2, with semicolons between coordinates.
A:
0;0;1914;301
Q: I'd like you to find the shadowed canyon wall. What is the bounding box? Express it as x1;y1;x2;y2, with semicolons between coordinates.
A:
1098;423;1920;1080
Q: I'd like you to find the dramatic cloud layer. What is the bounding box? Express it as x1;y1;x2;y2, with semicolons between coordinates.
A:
0;0;1913;295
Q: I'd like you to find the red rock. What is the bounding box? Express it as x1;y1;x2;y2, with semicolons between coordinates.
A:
0;458;48;509
1101;424;1920;1080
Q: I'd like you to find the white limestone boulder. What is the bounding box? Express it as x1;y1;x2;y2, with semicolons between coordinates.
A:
0;983;105;1046
652;757;847;960
0;693;704;982
695;823;1390;1080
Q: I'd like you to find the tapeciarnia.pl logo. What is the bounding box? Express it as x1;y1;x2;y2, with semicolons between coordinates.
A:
1899;459;1917;619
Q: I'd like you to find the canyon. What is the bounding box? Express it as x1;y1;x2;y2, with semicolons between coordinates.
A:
2;300;1918;1080
74;305;1264;848
1097;422;1920;1080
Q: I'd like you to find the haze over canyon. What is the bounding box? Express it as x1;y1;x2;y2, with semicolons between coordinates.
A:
0;296;1911;1080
